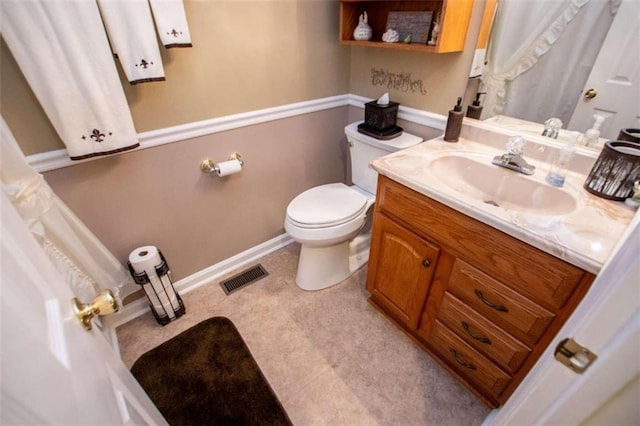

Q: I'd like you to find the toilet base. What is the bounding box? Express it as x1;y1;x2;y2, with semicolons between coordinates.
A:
296;241;351;291
295;229;372;291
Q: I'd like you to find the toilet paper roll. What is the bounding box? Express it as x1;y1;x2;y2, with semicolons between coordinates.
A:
129;246;180;318
215;159;242;177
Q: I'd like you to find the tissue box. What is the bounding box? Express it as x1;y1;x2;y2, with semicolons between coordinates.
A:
364;100;399;131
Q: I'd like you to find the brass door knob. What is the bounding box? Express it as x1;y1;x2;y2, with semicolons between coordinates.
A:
72;289;119;331
584;88;598;99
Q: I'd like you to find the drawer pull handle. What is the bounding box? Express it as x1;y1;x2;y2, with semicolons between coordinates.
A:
462;321;491;344
422;259;431;267
449;348;477;370
474;289;509;313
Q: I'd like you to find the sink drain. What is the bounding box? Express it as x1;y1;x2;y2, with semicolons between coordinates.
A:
484;200;500;207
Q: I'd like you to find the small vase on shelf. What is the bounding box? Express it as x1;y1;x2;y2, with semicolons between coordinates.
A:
353;11;372;41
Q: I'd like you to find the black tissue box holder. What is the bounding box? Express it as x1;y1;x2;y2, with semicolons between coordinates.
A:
364;100;399;130
358;100;402;140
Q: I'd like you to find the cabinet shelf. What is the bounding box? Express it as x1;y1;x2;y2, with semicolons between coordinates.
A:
339;0;474;54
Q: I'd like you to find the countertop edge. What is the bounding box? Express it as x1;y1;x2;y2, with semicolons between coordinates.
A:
372;167;603;274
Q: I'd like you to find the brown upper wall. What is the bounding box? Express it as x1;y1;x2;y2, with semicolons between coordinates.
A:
1;0;351;155
2;0;485;157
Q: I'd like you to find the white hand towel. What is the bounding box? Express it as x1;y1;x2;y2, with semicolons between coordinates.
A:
1;0;139;161
149;0;193;48
98;0;166;84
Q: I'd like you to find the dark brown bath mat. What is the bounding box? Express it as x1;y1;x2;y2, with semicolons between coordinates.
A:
131;317;292;425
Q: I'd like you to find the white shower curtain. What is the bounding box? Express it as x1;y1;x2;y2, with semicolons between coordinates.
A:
0;117;136;302
481;0;618;125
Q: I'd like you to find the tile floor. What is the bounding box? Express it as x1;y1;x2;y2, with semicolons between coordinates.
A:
116;243;490;425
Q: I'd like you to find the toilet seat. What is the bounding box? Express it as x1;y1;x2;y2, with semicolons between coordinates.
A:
286;183;369;229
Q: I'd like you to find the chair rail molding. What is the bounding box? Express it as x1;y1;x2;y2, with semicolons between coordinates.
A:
26;94;446;172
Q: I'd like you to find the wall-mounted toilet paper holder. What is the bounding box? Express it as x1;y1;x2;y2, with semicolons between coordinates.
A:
200;152;244;176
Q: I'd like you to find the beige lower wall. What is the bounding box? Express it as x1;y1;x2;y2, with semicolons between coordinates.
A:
44;107;350;281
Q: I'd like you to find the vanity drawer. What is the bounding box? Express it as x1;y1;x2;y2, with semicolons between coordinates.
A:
375;175;586;311
428;320;512;400
447;259;554;347
438;292;531;374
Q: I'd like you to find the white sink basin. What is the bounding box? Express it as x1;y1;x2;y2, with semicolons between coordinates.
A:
427;154;577;215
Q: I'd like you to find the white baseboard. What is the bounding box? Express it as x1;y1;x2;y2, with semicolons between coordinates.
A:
109;233;294;328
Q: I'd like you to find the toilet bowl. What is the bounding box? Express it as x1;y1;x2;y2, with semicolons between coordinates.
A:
285;122;422;291
285;183;374;291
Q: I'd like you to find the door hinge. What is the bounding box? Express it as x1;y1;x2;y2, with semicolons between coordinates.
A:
554;337;597;374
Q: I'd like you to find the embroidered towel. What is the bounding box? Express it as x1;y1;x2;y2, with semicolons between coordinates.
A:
149;0;193;48
1;0;139;160
98;0;166;84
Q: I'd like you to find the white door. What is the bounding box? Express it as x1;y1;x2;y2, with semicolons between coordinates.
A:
0;192;167;425
568;0;640;140
485;214;640;425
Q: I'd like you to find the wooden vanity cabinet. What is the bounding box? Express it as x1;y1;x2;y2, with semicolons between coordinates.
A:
366;175;595;407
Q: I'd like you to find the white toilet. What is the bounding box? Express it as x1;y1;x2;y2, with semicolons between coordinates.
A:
285;121;422;291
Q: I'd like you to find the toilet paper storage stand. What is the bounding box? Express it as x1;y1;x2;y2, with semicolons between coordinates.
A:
127;250;186;326
200;152;244;176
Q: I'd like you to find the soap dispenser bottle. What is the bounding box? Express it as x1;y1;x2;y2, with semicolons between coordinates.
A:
545;131;579;188
444;97;464;142
583;114;605;148
466;92;485;119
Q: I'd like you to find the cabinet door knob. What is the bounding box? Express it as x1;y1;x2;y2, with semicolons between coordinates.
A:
422;259;431;267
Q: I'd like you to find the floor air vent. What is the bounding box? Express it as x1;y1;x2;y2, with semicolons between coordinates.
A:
219;264;269;295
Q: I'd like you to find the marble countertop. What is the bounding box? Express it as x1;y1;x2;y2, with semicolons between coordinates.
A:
370;124;636;274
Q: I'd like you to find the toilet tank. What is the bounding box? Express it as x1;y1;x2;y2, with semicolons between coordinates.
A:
345;122;422;195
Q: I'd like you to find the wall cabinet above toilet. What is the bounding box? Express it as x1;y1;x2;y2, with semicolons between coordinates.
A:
339;0;475;53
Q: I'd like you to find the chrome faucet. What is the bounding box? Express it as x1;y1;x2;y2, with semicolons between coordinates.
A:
541;118;563;139
492;136;536;175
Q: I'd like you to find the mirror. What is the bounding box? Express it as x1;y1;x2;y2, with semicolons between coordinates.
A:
477;0;639;150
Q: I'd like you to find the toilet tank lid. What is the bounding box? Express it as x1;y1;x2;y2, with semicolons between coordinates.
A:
345;122;423;152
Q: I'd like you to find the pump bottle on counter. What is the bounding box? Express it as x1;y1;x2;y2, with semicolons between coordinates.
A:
466;92;485;119
444;97;464;142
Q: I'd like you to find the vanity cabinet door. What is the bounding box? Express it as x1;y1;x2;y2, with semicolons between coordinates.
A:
366;212;440;329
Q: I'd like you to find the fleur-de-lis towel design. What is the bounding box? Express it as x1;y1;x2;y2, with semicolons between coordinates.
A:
149;0;193;48
1;1;139;160
98;0;166;85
